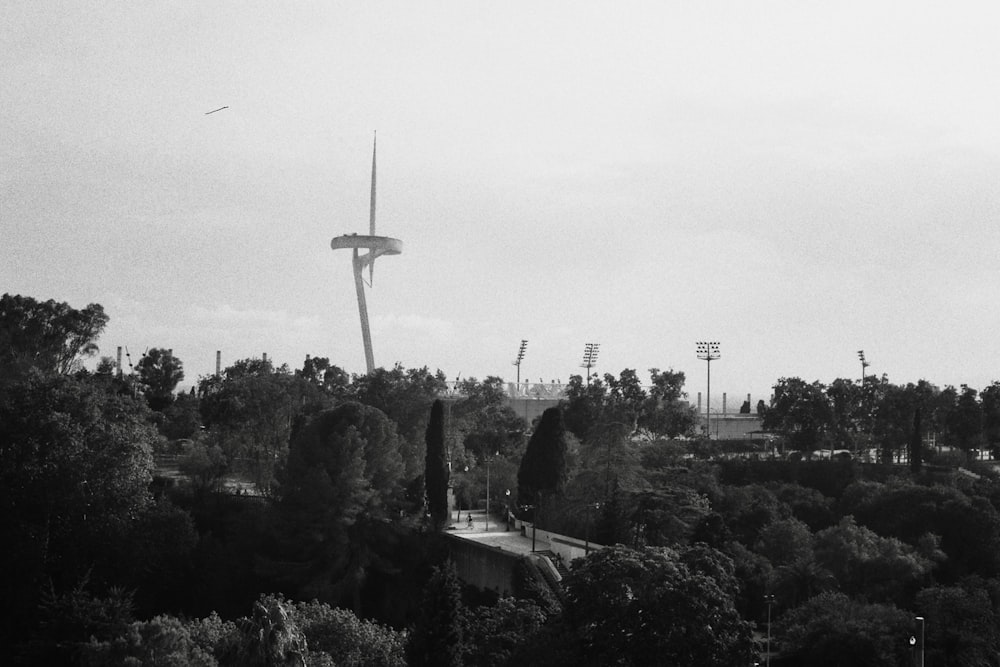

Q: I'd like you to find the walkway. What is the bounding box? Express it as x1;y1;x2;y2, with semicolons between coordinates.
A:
446;509;538;556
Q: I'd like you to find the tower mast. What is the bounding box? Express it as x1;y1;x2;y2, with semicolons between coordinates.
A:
331;133;403;375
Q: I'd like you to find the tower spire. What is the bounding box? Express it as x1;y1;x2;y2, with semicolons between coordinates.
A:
369;131;377;286
370;131;377;236
330;135;403;374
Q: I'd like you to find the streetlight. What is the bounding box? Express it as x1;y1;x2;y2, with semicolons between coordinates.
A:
915;616;925;667
764;594;776;667
485;451;499;532
858;350;869;386
513;339;528;384
696;342;721;438
581;343;600;386
584;501;601;555
520;502;539;551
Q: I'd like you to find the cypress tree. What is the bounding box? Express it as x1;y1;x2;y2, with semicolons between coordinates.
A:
425;399;449;525
517;407;568;513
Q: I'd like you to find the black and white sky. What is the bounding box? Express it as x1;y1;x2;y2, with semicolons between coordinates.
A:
5;1;1000;402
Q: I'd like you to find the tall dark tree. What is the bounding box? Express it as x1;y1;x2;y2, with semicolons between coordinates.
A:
0;293;109;383
425;400;449;525
406;561;464;667
910;406;923;472
136;347;185;411
517;407;569;511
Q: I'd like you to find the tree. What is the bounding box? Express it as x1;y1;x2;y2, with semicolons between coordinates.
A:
275;402;405;605
462;597;548;667
425;400;449;525
755;517;814;567
451;376;526;462
0;373;158;654
0;293;109;382
826;377;864;450
406;561;464;667
199;358;324;493
287;597;405;667
841;481;1000;581
775;592;913;667
560;544;753;666
161;390;202;440
763;377;833;450
639;368;698;439
916;580;1000;667
517;407;569;511
296;354;352;401
945;385;984;459
352;364;448;482
136;347;185;411
813;516;935;604
981;382;1000;452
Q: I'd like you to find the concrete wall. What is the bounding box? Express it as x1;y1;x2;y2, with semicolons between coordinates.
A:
446;534;520;597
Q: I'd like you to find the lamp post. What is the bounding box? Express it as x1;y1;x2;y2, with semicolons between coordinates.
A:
581;343;600;386
513;339;528;384
584;502;601;555
696;341;721;439
915;616;925;667
485;450;498;532
521;503;539;551
764;594;776;667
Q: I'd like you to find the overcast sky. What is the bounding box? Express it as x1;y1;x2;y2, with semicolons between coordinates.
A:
5;2;1000;404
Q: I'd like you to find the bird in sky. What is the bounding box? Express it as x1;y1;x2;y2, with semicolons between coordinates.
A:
204;106;228;115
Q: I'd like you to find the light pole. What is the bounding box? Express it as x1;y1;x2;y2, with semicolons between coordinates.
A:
915;616;925;667
584;501;600;555
485;450;498;532
581;343;600;386
696;341;721;439
764;594;775;667
513;339;528;384
858;350;869;386
521;502;539;551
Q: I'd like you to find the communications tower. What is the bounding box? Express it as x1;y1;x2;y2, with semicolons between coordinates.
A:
330;134;403;374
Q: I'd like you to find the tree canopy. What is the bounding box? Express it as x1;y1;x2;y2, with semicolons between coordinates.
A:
0;293;108;383
559;544;753;666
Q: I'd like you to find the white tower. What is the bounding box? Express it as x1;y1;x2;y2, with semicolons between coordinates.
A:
330;134;403;374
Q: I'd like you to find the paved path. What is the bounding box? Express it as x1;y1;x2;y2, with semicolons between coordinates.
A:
446;509;539;555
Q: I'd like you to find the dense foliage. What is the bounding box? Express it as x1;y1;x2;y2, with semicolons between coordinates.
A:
14;291;1000;665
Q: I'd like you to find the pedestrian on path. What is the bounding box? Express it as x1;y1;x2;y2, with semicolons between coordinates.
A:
467;514;473;529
